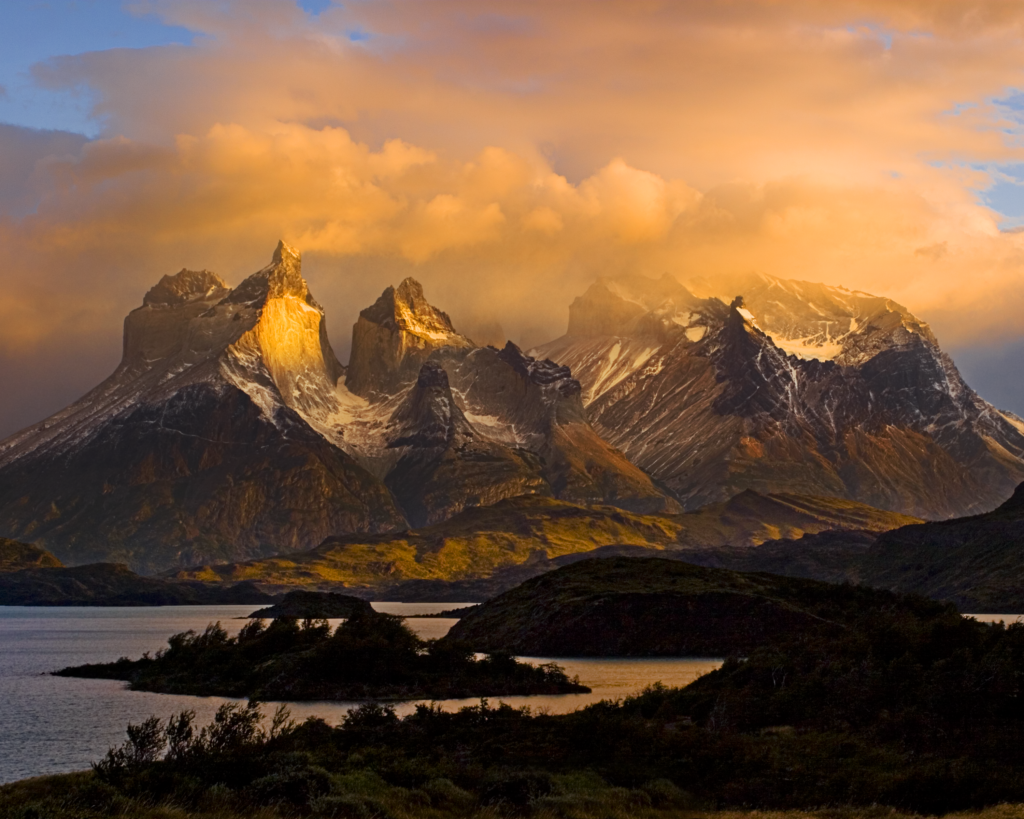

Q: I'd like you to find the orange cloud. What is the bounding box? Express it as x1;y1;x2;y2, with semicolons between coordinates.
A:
5;0;1024;434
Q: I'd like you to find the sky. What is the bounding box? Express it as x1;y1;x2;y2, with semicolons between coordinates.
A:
4;0;1024;436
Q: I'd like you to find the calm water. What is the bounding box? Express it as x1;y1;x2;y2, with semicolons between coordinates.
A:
0;605;721;784
965;614;1024;624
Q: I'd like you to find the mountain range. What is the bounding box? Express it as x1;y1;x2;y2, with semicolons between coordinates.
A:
0;243;670;571
534;273;1024;518
0;241;1020;573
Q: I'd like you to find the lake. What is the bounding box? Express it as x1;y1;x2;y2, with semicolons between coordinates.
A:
0;605;722;785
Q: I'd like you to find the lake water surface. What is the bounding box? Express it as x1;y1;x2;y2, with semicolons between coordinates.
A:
0;605;722;784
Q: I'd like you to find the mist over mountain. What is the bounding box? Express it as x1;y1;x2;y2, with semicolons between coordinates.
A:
533;272;1024;519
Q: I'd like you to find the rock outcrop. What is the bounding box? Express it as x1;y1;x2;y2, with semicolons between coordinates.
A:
341;282;680;517
0;538;63;573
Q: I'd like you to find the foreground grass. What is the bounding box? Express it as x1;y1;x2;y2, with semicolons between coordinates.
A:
6;770;1024;819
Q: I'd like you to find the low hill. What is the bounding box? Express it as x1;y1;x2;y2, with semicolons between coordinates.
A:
172;497;685;592
0;563;274;606
172;493;915;595
669;481;1024;611
248;591;374;619
669;489;918;547
444;556;945;656
0;538;62;572
856;482;1024;610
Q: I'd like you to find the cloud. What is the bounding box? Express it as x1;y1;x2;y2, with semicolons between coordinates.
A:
6;0;1024;433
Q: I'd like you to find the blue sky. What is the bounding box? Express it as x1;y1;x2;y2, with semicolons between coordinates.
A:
0;0;330;135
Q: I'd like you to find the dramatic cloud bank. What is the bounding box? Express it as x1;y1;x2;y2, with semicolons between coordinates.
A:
3;0;1024;434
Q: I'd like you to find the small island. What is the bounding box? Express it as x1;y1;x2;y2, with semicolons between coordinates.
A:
55;609;588;701
247;590;375;619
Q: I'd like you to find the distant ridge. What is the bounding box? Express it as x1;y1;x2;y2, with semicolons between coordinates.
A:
0;249;1009;571
171;491;917;596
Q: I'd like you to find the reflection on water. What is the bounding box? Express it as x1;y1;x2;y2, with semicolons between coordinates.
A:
383;656;723;718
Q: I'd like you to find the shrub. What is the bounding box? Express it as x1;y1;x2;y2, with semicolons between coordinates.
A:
480;769;554;807
246;766;332;807
93;716;165;782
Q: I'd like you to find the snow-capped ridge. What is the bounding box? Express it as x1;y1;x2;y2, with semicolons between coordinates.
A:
533;270;1024;519
567;274;702;338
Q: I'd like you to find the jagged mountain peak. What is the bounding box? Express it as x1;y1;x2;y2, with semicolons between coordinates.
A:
225;241;312;307
273;239;301;266
534;271;1024;518
381;359;553;528
414;359;452;390
347;278;473;397
388;361;474;450
143;269;229;307
362;277;470;344
119;241;348;444
603;272;697;309
0;241;404;570
497;341;579;393
688;271;938;364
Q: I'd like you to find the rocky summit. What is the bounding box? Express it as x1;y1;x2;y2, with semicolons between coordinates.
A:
533;273;1024;519
0;244;675;571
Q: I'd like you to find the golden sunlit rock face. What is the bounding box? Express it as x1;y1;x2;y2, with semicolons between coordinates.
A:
0;242;409;571
8;1;1024;451
222;241;347;427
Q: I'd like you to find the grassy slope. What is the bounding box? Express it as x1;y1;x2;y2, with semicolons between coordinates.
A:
671;489;919;547
699;483;1024;611
0;537;62;572
172;493;917;592
1;769;1022;819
